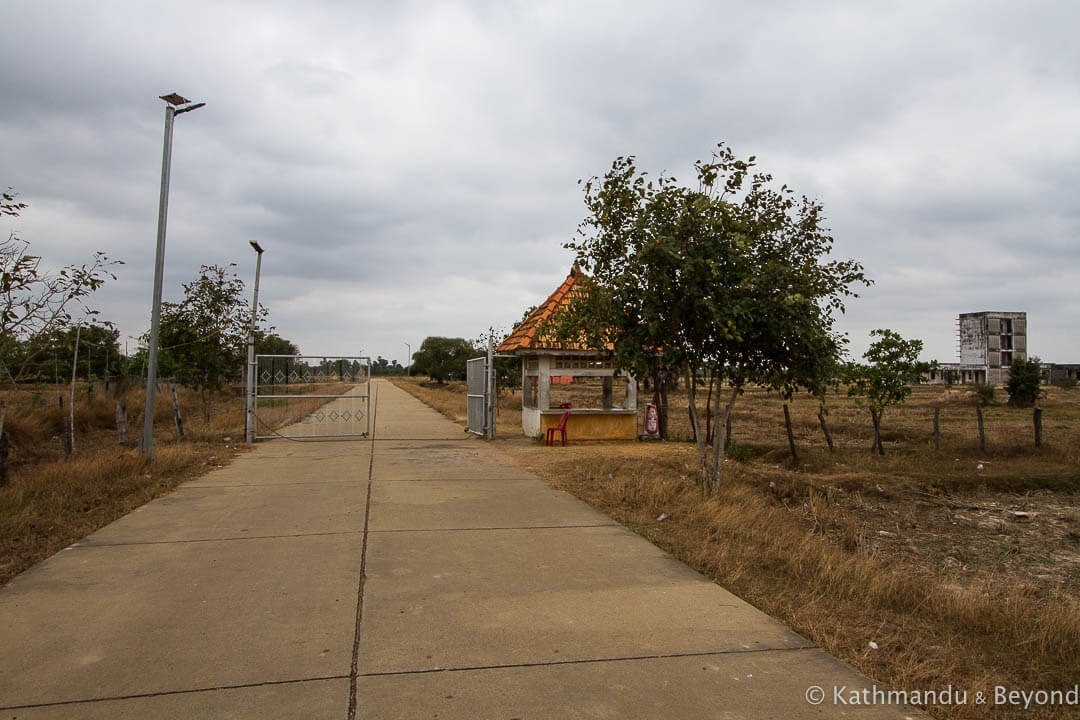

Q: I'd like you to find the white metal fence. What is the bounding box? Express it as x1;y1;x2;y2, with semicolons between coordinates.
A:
253;355;371;439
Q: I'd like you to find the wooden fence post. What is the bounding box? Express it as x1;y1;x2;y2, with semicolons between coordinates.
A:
976;405;986;452
783;403;799;466
933;406;941;450
116;402;128;446
1033;406;1042;448
63;416;73;457
170;384;185;439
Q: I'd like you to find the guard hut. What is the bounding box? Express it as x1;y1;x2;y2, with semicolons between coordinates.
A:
497;268;637;440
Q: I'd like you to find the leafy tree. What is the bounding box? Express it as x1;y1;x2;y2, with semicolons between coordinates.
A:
846;329;932;455
0;192;121;435
1006;356;1043;408
410;337;477;383
550;145;867;489
156;264;267;420
22;323;120;384
473;327;521;391
371;356;406;376
2;189;27;218
255;332;299;357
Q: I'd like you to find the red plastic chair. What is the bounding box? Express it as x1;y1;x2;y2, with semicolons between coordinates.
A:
546;410;570;447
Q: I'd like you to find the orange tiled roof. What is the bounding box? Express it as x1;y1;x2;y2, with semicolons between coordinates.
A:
497;268;609;352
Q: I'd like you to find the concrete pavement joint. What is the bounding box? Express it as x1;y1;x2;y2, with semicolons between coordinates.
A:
360;645;820;678
75;530;365;548
371;438;477;442
0;674;349;711
185;480;372;488
348;385;377;720
367;524;621;534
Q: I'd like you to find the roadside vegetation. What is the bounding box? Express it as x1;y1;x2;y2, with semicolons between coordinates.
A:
0;189;304;585
392;372;1080;719
0;382;247;584
399;144;1076;718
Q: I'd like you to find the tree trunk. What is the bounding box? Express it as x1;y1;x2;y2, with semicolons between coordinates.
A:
870;408;884;455
783;403;799;466
63;416;73;457
170;385;185;439
601;376;613;410
658;368;669;441
650;360;661;433
933;406;941;450
648;358;665;440
684;366;708;487
0;432;8;485
711;387;738;491
69;326;80;455
817;408;835;452
1033;406;1042;448
0;392;9;439
976;405;985;452
704;372;714;444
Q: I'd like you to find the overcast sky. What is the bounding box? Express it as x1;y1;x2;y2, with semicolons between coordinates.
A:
2;0;1078;367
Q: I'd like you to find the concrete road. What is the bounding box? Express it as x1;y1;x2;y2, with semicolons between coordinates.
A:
0;380;927;718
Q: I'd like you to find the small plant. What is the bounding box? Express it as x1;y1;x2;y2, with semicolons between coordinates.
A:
846;329;931;455
725;441;753;464
1060;376;1078;390
973;383;996;406
1006;356;1043;408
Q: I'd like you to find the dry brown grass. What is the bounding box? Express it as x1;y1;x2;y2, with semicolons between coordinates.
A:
0;381;249;585
392;376;1080;719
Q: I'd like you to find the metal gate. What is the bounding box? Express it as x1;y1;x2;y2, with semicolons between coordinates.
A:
253;355;371;439
466;340;495;439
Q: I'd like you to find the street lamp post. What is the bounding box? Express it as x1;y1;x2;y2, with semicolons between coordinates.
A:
404;342;411;376
139;93;205;458
245;241;264;443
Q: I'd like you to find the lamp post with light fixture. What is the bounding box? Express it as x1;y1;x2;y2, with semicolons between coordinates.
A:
140;93;205;458
245;241;264;443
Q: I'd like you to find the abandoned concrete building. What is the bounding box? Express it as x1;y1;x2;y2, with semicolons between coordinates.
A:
948;311;1027;385
929;311;1078;386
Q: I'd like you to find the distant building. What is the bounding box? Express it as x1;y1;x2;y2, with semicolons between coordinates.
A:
1044;363;1080;385
956;311;1027;385
928;311;1078;386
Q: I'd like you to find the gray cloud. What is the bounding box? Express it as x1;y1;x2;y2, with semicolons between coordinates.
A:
1;0;1078;368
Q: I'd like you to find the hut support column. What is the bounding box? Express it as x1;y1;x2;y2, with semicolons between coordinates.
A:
625;374;637;410
537;355;551;411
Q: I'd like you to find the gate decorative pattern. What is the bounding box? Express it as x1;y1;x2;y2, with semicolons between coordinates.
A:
254;355;371;439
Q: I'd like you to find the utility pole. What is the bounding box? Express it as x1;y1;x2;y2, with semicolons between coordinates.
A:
140;93;205;457
245;241;264;443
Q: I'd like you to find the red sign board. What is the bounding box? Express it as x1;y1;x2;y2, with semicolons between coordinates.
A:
644;403;659;436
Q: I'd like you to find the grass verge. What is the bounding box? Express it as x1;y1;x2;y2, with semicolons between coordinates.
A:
0;382;246;585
